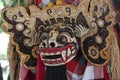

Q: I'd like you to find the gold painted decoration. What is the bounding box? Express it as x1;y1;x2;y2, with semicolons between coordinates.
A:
1;0;115;69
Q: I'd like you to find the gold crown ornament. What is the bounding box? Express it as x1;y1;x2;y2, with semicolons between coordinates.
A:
1;0;115;69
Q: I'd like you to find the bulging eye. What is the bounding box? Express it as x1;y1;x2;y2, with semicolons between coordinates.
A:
57;34;69;44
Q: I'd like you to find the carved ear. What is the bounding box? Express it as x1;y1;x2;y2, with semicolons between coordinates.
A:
74;24;89;37
1;6;38;69
74;12;89;37
77;0;116;66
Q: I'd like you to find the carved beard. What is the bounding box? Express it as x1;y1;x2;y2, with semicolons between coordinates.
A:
45;65;67;80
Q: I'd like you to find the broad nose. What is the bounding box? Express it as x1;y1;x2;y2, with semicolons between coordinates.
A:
48;37;58;48
48;30;58;47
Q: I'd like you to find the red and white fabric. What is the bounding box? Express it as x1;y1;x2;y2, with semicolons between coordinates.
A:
66;54;86;80
83;63;109;80
66;57;109;80
19;64;36;80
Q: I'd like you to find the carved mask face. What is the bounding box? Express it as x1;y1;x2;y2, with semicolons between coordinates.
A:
38;23;79;66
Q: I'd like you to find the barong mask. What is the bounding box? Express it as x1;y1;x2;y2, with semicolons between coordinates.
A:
37;22;80;66
1;0;115;69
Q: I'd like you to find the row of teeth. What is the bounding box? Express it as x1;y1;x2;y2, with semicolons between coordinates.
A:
42;58;61;61
43;54;76;66
40;47;76;61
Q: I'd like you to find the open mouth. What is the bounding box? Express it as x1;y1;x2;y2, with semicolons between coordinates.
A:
38;44;77;66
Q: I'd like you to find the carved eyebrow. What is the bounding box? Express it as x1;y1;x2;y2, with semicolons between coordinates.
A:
57;27;74;37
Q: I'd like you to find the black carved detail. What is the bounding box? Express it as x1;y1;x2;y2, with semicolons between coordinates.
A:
26;8;31;16
72;18;75;24
83;35;107;64
50;18;57;25
24;20;29;25
64;17;70;23
76;12;89;28
94;5;98;12
3;11;16;25
57;18;63;22
25;56;37;67
82;4;111;65
35;18;45;32
12;15;17;21
47;9;52;16
88;0;91;12
45;20;50;26
66;7;71;16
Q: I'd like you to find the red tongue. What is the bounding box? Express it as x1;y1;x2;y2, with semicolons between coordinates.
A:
39;44;73;53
